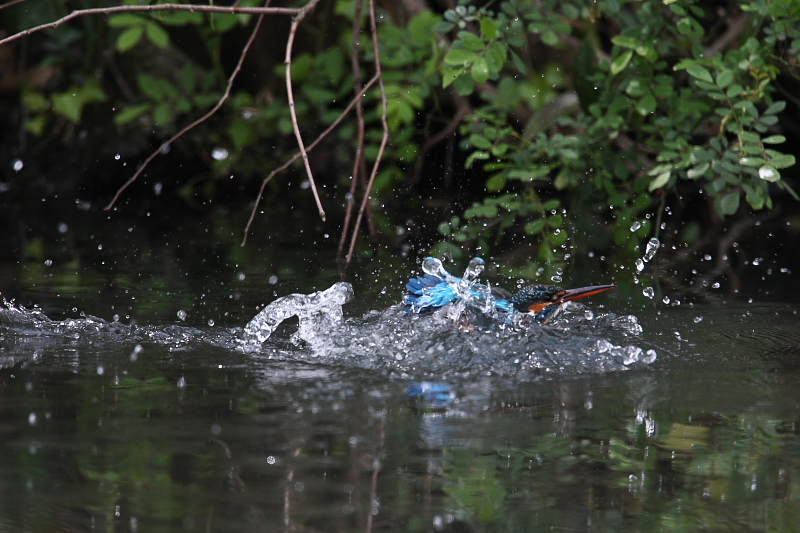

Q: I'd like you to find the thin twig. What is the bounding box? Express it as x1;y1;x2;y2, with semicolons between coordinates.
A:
105;3;271;210
337;0;368;262
284;0;326;221
344;0;390;269
241;74;379;245
0;0;30;12
0;3;300;48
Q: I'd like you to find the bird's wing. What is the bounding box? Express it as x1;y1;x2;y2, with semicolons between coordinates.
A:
403;274;458;313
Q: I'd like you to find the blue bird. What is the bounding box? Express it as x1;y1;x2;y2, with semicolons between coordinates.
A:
403;257;614;324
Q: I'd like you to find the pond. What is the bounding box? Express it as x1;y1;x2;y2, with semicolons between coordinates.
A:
1;212;799;532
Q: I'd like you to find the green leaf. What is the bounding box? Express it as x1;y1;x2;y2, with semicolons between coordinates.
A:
610;50;633;75
716;69;734;89
648;171;671;191
453;73;474;96
470;56;490;84
114;103;151;125
459;31;485;52
525;219;546;235
117;26;144;52
686;162;709;179
541;30;559;46
469;133;492;149
145;21;169;48
763;101;786;115
762;135;786;144
550;229;569;247
767;152;795;169
486;174;507;191
479;18;497;40
444;48;478;65
719;192;740;215
758;166;780;182
108;13;146;27
636;93;656;115
684;63;713;83
442;66;462;88
611;35;640;49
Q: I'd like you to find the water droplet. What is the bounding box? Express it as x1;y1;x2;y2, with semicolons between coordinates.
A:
177;376;187;388
269;275;279;285
153;182;163;195
97;244;103;250
12;159;24;171
96;365;105;375
207;319;215;326
711;282;720;289
584;310;594;320
551;275;562;283
237;272;246;281
630;221;642;232
113;314;120;322
643;287;655;299
177;310;187;321
643;237;660;262
642;349;657;363
57;222;68;234
114;154;121;160
635;258;645;272
211;147;229;160
463;257;485;282
28;413;37;426
662;296;670;304
693;316;703;323
130;344;143;361
44;259;52;266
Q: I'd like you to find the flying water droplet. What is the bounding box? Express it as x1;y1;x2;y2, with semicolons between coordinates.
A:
211;147;229;161
693;316;703;323
643;287;655;299
177;310;187;321
635;258;645;272
130;344;143;361
462;257;485;282
423;257;450;280
630;221;642;232
643;237;660;262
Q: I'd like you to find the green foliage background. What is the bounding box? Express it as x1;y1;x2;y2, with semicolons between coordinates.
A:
4;0;799;281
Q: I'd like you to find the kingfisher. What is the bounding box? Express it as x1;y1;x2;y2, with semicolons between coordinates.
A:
403;257;614;324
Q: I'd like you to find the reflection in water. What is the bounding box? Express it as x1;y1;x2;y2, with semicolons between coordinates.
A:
0;299;799;532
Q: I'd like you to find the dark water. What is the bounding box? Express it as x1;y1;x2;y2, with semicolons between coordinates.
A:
1;219;800;532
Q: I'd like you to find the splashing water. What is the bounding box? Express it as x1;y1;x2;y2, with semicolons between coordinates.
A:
242;282;354;346
238;260;656;375
1;266;658;378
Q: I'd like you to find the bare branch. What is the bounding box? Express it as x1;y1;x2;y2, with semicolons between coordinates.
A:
242;75;380;245
337;0;368;263
105;3;270;210
284;0;326;222
344;0;390;269
0;3;300;48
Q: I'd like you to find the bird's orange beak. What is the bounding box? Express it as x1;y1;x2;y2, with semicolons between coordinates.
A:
557;284;615;304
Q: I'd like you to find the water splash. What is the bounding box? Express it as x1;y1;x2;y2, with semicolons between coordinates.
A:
1;274;657;378
242;282;354;345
